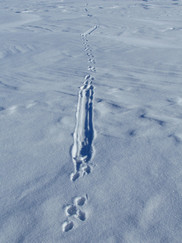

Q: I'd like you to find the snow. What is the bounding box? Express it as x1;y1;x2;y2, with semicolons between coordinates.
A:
1;0;182;242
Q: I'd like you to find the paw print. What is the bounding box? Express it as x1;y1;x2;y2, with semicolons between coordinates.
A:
62;195;88;232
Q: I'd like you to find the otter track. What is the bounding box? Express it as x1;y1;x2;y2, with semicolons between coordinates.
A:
70;24;97;181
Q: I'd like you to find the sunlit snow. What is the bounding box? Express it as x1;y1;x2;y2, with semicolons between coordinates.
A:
1;0;182;242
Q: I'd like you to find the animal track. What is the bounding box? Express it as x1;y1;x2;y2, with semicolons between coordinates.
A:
85;7;93;17
74;196;86;206
62;221;74;232
76;209;86;221
70;75;94;181
65;205;77;216
70;22;97;181
62;195;87;232
62;2;96;234
82;25;97;36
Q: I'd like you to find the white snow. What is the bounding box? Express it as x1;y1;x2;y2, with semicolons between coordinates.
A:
1;0;182;242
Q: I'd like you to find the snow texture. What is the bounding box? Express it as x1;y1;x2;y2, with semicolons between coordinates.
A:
1;0;182;242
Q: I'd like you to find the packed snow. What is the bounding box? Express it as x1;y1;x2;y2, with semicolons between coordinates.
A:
1;0;182;242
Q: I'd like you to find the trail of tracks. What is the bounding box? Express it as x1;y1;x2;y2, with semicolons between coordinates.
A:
62;3;98;232
70;17;97;182
70;74;94;181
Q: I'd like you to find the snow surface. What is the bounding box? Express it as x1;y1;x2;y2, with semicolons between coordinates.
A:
1;0;182;242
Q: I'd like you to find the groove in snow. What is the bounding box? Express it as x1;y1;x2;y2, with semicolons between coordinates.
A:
71;75;94;181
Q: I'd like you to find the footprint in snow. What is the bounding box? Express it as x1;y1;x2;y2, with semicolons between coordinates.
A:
62;195;88;232
62;221;74;232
